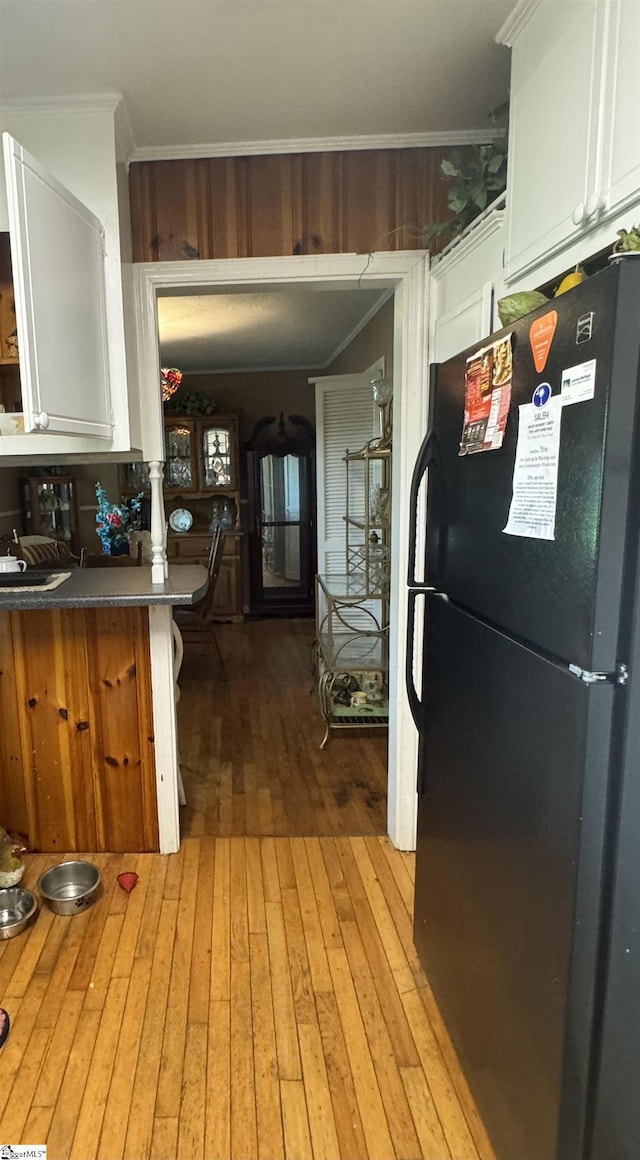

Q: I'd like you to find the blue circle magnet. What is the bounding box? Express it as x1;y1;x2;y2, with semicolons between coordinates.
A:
533;382;551;408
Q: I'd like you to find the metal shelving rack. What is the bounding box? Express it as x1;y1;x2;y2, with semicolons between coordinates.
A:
314;436;392;748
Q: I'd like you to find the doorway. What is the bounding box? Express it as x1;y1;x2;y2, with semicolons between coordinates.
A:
135;252;429;851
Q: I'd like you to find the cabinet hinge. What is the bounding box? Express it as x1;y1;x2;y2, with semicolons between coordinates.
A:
568;662;629;687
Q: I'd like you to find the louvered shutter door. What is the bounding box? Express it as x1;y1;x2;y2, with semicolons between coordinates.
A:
314;373;380;630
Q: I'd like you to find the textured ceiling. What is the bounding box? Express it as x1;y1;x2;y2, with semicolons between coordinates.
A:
157;287;390;372
0;1;514;151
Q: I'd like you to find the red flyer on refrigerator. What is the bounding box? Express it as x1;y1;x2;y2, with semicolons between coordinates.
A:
459;333;513;455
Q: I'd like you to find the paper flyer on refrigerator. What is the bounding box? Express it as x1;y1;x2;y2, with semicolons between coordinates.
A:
459;334;513;455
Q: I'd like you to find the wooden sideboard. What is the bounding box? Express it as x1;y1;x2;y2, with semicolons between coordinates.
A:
166;529;242;622
0;605;159;852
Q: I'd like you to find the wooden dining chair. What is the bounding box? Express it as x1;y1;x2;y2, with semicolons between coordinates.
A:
80;541;143;567
172;525;226;675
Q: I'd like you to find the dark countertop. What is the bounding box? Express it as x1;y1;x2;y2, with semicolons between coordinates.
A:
0;565;209;611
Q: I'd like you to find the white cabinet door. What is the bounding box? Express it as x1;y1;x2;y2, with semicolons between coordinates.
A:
599;0;640;219
3;133;112;438
432;283;494;364
504;0;607;280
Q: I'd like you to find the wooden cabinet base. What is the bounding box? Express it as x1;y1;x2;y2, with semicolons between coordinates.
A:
0;606;159;853
167;530;244;622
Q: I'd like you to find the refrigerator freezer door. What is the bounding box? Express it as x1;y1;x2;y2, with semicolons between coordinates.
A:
414;595;616;1160
427;263;640;671
588;518;640;1160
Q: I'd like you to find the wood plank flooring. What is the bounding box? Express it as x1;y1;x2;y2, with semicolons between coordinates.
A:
0;839;494;1160
177;620;388;838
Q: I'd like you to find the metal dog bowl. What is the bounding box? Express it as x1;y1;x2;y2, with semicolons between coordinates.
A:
38;860;101;915
0;886;37;939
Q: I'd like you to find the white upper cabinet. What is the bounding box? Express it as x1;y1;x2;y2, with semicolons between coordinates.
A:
500;0;607;281
3;134;111;439
599;0;640;219
0;97;141;462
499;0;640;284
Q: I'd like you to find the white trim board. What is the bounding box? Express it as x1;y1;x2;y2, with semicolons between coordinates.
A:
134;251;429;851
148;604;181;855
133;129;505;163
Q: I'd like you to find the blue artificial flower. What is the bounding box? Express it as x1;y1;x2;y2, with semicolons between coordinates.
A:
95;483;144;550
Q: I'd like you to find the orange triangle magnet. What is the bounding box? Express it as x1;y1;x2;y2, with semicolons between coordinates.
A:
529;310;558;373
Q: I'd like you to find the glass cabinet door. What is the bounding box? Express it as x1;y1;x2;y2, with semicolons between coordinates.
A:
164;420;196;490
25;476;77;547
123;461;150;491
259;453;303;590
201;421;236;489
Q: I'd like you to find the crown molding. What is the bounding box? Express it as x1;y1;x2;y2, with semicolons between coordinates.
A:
324;288;394;367
114;99;136;165
496;0;543;46
0;92;125;116
132;128;505;163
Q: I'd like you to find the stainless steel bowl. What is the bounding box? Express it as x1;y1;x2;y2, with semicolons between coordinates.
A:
0;886;38;939
38;860;101;915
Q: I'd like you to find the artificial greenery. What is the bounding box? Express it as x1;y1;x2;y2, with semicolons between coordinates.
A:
614;225;640;252
423;141;507;248
164;387;219;416
422;104;509;248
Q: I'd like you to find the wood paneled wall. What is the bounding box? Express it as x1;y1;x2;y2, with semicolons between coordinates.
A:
0;606;158;853
129;147;461;262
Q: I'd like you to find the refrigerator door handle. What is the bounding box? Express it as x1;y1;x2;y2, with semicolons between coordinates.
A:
568;661;629;686
407;428;434;587
406;587;426;728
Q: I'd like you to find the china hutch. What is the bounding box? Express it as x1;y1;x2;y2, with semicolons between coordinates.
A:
123;413;243;621
244;414;315;617
22;473;79;553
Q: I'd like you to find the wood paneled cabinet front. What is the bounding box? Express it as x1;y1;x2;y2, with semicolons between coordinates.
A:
0;605;159;853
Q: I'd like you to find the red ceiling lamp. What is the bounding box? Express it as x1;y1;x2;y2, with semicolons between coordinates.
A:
161;367;183;402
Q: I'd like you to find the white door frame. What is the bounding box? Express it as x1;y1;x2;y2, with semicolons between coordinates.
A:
134;251;429;851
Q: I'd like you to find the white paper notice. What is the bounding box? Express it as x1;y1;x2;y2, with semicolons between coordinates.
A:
503;395;562;541
561;359;596;406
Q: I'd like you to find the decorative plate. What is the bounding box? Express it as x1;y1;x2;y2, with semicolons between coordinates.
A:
169;507;193;533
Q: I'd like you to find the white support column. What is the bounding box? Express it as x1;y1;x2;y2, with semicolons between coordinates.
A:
148;603;180;853
149;459;168;583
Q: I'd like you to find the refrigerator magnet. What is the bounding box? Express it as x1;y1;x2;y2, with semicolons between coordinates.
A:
561;360;596;406
576;312;594;344
532;383;552;408
459;334;513;455
529;310;558;373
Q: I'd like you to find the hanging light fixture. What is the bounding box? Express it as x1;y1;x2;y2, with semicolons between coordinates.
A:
161;367;183;402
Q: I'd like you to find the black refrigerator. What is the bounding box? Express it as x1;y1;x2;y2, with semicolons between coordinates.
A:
406;260;640;1160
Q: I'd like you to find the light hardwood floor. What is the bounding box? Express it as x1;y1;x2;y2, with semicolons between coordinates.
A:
178;620;388;838
0;838;494;1160
1;621;494;1159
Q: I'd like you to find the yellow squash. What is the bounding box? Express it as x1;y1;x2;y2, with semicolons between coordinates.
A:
555;268;586;296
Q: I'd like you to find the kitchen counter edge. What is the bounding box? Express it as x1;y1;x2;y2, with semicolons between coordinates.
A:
0;564;209;611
